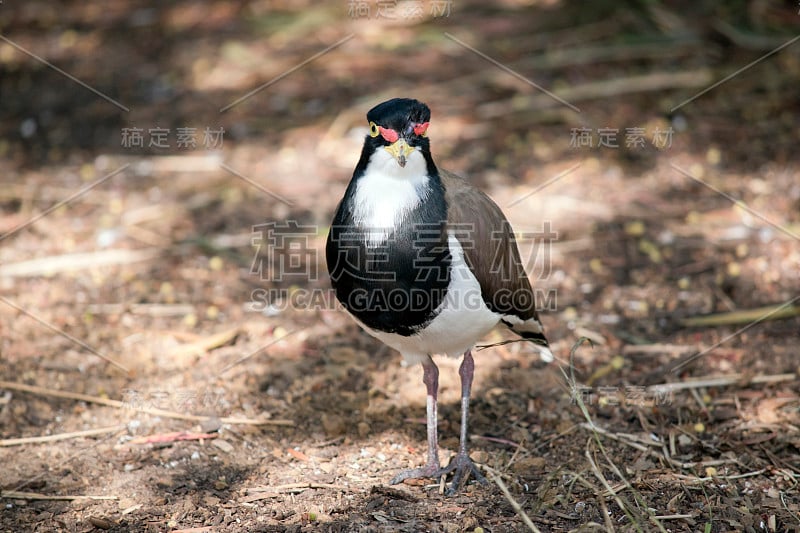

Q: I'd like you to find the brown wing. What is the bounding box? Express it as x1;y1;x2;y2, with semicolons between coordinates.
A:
441;170;548;344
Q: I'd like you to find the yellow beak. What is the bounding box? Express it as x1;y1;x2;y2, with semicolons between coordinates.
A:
384;139;415;168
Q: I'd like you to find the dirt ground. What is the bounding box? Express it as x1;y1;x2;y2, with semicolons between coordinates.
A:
1;1;799;532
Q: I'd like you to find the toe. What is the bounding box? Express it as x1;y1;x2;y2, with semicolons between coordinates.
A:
436;453;487;494
390;462;441;485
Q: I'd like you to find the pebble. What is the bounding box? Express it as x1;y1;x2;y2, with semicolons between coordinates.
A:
212;439;234;453
200;417;222;433
511;456;546;473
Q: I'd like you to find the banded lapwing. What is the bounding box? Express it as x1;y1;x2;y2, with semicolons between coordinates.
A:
326;98;552;493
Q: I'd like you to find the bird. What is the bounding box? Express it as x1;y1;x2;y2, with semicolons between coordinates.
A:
326;98;552;494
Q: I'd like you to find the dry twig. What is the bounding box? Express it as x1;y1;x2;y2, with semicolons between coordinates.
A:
246;482;356;493
86;303;196;316
0;248;160;277
129;431;218;444
648;373;796;393
482;465;542;533
480;69;713;116
241;482;358;501
680;303;800;327
167;327;240;358
0;380;294;426
0;424;126;447
622;344;695;356
1;490;117;501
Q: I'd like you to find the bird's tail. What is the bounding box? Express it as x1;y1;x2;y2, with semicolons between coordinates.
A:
519;331;553;363
477;330;554;363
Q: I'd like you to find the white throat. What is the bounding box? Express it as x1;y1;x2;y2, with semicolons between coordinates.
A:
351;147;430;246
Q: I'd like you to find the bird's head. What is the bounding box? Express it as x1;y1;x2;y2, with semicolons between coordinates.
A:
363;98;431;172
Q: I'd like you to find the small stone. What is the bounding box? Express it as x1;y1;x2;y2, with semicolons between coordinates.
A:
321;414;346;436
200;417;222;433
472;450;489;464
159;282;174;296
212;439;234;453
88;517;114;530
511;456;546;473
183;313;198;327
117;498;138;512
624;220;645;236
589;258;605;274
706;147;721;165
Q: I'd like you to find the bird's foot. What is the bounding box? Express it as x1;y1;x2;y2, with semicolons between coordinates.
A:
389;461;442;485
391;453;486;494
434;452;487;495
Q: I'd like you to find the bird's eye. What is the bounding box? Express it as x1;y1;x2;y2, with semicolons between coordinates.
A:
369;122;380;137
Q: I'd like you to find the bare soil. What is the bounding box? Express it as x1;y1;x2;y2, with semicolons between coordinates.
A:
1;1;799;532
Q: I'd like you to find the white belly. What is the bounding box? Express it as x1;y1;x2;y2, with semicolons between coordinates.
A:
351;149;429;246
358;232;501;365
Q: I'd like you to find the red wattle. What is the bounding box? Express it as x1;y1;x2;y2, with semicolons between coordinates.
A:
379;127;399;143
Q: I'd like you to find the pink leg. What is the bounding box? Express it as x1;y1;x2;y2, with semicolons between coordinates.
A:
432;350;487;494
390;356;441;484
